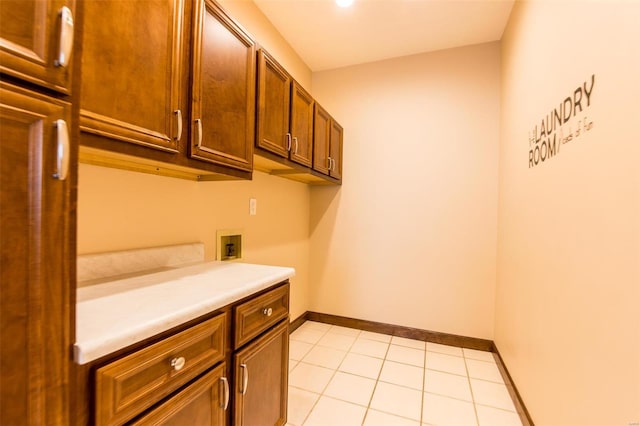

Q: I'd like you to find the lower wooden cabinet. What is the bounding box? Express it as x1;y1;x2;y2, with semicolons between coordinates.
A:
233;320;289;426
131;364;228;426
79;282;290;426
94;314;227;425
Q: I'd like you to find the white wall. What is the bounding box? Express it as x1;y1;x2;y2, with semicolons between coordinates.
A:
310;42;501;339
496;1;640;424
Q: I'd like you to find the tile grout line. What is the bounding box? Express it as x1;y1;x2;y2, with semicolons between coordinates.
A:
421;343;428;425
301;324;361;426
463;352;481;426
296;324;332;426
360;332;392;425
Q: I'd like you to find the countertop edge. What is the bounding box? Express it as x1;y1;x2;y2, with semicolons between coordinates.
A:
74;265;294;365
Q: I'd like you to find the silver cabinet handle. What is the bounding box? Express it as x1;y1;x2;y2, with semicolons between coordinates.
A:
195;119;203;148
286;133;292;151
170;356;186;371
327;157;332;170
331;157;336;171
174;110;182;141
240;363;248;395
220;377;229;410
53;119;69;180
55;6;74;67
293;136;298;154
262;307;273;317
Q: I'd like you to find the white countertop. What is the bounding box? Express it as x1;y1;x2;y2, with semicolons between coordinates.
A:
75;261;295;364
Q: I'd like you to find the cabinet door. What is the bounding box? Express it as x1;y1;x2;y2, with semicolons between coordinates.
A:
191;0;255;172
289;81;314;167
329;119;343;181
256;50;290;158
131;364;228;426
79;0;183;153
0;82;72;425
234;321;289;426
0;0;74;93
313;104;331;175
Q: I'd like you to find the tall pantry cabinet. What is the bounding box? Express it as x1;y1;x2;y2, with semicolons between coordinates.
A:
0;0;78;424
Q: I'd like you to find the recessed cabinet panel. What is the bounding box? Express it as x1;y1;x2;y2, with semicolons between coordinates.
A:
0;0;74;93
0;83;72;425
313;104;331;175
329;120;343;181
234;284;289;349
256;50;290;158
234;320;288;426
131;364;227;426
290;81;314;167
191;0;255;171
79;0;183;152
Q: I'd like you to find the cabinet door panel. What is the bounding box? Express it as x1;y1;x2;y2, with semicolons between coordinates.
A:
80;0;183;152
0;82;72;425
329;120;343;181
0;0;74;93
131;364;227;426
290;82;313;167
256;50;290;158
234;320;288;426
191;0;255;171
313;104;331;175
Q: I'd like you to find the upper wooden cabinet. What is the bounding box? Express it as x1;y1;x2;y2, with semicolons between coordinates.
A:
255;50;343;185
190;0;255;172
80;0;184;153
329;119;343;181
290;81;314;167
0;0;75;94
256;50;291;159
313;104;343;182
313;104;331;175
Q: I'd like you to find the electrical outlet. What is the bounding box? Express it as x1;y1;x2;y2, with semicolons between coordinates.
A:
249;198;257;216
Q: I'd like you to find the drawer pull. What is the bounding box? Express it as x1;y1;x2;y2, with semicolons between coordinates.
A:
170;356;186;371
240;363;248;395
262;307;273;317
220;377;229;410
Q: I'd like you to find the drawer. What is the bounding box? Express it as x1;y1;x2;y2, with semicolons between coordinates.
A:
234;283;289;348
130;363;228;425
95;313;227;426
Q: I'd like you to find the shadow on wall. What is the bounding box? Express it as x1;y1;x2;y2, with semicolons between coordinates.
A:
309;185;341;235
308;185;341;302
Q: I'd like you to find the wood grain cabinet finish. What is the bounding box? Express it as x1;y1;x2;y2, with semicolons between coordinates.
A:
95;314;226;426
234;320;289;426
328;120;343;181
190;0;255;172
0;82;72;426
131;364;228;426
79;0;184;153
234;284;289;349
0;0;75;93
289;81;314;167
313;104;343;182
256;49;291;158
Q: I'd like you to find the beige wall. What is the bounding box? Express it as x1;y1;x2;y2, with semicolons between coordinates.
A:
77;1;313;321
496;1;640;425
309;42;501;339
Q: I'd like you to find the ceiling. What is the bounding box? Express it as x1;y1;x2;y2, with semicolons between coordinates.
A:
252;0;515;72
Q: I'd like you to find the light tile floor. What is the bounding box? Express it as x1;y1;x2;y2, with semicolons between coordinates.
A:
287;321;522;426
